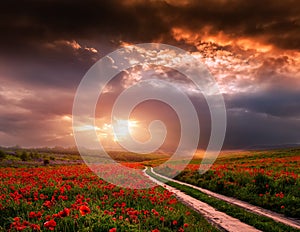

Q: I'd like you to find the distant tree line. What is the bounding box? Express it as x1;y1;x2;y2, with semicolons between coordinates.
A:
0;149;55;165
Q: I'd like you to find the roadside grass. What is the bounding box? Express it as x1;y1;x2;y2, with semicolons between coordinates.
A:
155;148;300;217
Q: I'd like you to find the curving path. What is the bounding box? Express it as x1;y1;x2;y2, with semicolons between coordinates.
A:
149;167;300;230
144;168;261;232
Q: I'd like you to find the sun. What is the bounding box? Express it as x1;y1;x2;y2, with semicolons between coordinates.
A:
112;119;138;142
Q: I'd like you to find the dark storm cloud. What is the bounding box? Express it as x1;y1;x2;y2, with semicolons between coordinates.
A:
0;0;168;55
0;38;102;90
1;0;299;90
226;88;300;118
225;54;300;119
224;109;300;149
0;0;299;54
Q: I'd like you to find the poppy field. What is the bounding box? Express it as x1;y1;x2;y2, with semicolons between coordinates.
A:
0;148;299;231
155;148;300;218
0;164;217;232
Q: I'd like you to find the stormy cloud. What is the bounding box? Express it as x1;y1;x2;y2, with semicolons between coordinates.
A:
0;0;299;148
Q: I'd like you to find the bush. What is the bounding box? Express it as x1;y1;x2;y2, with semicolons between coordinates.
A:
20;151;30;161
30;152;41;160
254;173;271;194
0;150;6;160
44;158;50;165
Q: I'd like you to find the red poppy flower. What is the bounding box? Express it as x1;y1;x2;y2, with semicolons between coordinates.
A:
58;208;70;217
44;219;56;231
109;228;117;232
16;225;27;231
43;200;52;208
79;205;91;216
30;224;41;230
29;212;36;218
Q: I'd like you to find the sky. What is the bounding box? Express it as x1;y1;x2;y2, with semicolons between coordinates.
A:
0;0;300;150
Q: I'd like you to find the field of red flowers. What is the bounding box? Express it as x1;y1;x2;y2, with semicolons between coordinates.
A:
156;149;300;218
0;164;217;232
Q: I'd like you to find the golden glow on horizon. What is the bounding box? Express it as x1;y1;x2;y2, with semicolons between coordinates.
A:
112;119;139;142
74;118;142;148
62;115;72;121
84;119;141;144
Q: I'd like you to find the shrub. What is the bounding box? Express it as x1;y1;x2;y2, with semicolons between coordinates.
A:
0;150;6;160
21;151;30;161
44;158;50;165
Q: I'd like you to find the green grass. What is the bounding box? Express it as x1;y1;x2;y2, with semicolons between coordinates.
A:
108;151;170;162
154;148;300;217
